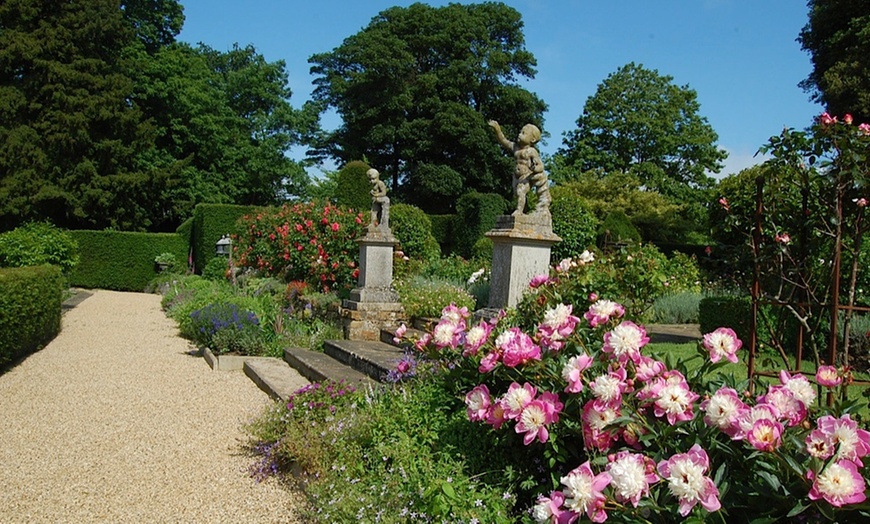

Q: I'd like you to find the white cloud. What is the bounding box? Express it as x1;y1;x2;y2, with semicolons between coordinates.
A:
713;147;770;180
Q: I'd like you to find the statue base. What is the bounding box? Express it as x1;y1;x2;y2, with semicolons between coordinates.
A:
484;213;561;310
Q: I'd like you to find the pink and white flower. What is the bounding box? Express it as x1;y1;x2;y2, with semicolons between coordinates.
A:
815;414;870;465
779;370;817;406
582;400;621;452
562;354;594;393
634;356;666;382
440;303;470;326
577;250;595;264
590;367;629;410
462;321;493;357
392;323;407;344
820;112;837;125
701;387;746;435
606;451;659;507
657;445;721;517
860;122;870;135
560;461;611;523
497;328;542;368
531;491;566;524
702;327;742;364
816;365;842;387
651;371;699;425
584;299;625;328
747;418;784;452
500;382;537;420
538;304;581;351
516;391;563;445
757;385;807;426
529;274;551;288
603;321;649;364
478;351;500;373
555;258;576;273
465;384;491;422
432;319;463;349
732;403;779;441
808;460;867;507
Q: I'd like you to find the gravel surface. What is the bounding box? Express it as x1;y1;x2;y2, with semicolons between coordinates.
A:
0;290;305;523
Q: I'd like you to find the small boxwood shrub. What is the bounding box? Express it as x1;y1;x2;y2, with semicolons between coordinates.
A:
391;203;440;261
0;265;63;367
0;222;79;275
69;230;186;291
550;186;599;261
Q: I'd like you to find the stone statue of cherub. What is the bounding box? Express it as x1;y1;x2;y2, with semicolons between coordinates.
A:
488;120;551;215
367;168;389;230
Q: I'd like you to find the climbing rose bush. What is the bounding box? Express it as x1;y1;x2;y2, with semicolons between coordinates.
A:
234;202;366;293
401;278;870;522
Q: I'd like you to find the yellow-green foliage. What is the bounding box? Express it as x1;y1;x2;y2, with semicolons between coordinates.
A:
0;265;63;367
69;230;186;291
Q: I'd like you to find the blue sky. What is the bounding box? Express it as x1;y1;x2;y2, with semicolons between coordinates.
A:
177;0;821;178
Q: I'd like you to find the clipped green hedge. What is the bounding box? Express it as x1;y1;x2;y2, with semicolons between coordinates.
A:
191;203;262;273
0;265;63;367
335;160;373;214
699;295;752;345
454;192;508;259
69;231;186;291
429;214;455;255
391;203;440;261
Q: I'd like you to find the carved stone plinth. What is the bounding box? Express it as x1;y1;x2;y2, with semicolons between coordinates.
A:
485;212;561;310
341;228;405;341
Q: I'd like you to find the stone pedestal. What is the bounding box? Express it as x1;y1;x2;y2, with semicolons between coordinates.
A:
341;227;405;340
484;213;561;311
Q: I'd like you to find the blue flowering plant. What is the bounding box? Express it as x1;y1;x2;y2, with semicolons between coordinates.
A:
188;302;264;355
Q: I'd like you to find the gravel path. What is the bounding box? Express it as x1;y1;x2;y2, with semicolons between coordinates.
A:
0;290;304;523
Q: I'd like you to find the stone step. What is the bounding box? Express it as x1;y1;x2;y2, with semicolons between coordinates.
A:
323;339;405;381
243;358;310;401
379;325;428;347
284;347;375;385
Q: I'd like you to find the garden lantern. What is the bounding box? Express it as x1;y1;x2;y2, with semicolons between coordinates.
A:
215;235;232;256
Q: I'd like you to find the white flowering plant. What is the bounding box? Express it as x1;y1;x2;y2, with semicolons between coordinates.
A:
402;272;870;522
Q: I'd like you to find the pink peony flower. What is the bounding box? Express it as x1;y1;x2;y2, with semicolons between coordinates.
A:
603;321;649;364
531;491;566;524
582;400;621;452
555;258;576;273
747;418;783;452
815;414;870;465
577;250;595;264
702;327;742;364
440;303;470;326
584;299;625;328
501;382;537;420
529;274;551;288
606;451;659;507
432;319;463;349
498;328;542;368
560;461;611;523
816;365;842;387
808;460;867;507
478;351;500;373
485;402;508;429
758;385;807;427
515;392;563;445
537;304;581;351
651;371;699;425
701;387;746;435
657;445;721;517
465;384;491;422
634;355;666;382
392;323;407;344
462;321;493;357
590;367;629;410
562;354;594;393
779;370;817;406
806;428;836;460
414;333;432;352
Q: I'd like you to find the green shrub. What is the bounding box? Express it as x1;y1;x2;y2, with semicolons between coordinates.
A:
599;209;641;244
650;291;703;324
471;236;493;261
202;257;229;282
334;160;373;213
0;265;63;367
428;214;455;254
0;222;79;275
550;186;599;261
699;294;752;344
391;203;441;261
68;230;186;291
191;203;262;274
396;276;477;318
453;192;508;259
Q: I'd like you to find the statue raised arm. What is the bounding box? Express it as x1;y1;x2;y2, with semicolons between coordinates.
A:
488;120;551;215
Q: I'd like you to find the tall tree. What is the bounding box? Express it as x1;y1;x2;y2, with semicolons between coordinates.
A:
308;2;546;212
798;0;870;123
557;63;726;201
0;0;160;230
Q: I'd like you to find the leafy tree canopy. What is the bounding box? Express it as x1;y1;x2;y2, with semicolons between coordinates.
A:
308;2;546;213
798;0;870;124
557;62;726;202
